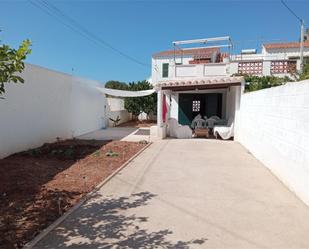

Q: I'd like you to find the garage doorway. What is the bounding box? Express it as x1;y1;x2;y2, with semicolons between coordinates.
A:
178;93;222;126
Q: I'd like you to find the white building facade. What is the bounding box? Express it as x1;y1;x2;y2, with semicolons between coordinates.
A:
151;38;309;138
231;41;309;77
151;37;245;138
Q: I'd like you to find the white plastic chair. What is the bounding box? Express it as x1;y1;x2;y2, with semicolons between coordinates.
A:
192;118;207;129
206;118;217;129
167;118;192;139
191;114;202;128
209;115;220;121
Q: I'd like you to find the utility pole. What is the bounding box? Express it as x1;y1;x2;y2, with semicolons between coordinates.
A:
281;0;305;74
300;19;305;73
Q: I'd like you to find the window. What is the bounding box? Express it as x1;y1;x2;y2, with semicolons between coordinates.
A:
162;63;169;78
192;100;200;112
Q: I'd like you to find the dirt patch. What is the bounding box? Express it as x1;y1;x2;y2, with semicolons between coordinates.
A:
0;139;146;249
118;120;156;128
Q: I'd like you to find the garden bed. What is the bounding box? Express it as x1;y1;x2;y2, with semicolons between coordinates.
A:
0;139;146;249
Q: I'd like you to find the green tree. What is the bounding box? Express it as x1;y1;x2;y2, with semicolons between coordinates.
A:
0;39;32;96
233;74;292;92
105;80;128;90
124;80;157;120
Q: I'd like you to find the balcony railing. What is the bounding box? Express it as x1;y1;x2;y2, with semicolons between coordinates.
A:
173;63;229;79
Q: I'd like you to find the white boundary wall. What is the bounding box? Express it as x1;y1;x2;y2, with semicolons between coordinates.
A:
236;80;309;206
0;64;106;158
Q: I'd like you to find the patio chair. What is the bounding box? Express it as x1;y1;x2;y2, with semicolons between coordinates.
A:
167;118;192;139
205;118;217;129
216;118;228;126
192;118;207;129
191;114;202;128
206;116;227;128
213;118;234;140
209;115;220;121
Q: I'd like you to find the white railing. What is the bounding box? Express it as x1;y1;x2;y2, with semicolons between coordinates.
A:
165;59;300;81
173;63;229;79
204;63;229;77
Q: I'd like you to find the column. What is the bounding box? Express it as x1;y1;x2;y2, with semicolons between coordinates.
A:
157;88;163;127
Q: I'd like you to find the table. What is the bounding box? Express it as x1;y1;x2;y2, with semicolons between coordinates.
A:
194;128;209;138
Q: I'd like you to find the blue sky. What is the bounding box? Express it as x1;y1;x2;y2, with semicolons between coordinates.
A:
1;0;308;83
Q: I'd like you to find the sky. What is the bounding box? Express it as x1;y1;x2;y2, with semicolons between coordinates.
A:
1;0;308;84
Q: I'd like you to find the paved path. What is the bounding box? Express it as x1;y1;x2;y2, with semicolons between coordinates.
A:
77;127;152;142
33;139;309;249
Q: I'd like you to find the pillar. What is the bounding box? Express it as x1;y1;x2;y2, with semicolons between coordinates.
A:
157;88;163;127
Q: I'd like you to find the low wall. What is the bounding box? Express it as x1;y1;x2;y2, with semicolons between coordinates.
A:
236;80;309;206
106;97;131;126
0;64;106;158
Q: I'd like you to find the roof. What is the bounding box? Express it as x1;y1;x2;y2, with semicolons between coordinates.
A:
152;47;219;58
263;41;309;50
155;76;244;90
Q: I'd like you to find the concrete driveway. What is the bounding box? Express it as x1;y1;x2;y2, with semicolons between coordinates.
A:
33;139;309;249
77;127;152;142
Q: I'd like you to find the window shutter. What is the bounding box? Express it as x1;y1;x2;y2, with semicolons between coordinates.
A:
162;63;169;78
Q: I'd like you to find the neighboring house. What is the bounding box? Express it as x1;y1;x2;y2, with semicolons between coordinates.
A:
151;37;245;137
231;41;309;76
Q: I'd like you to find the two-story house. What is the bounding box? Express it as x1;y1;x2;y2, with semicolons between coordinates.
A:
231;41;309;76
152;36;309;138
151;37;244;138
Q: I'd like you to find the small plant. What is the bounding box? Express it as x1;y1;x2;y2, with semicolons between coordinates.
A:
64;148;74;158
25;148;41;156
50;149;58;155
105;150;119;157
51;149;63;155
109;116;121;127
139;140;148;145
94;151;101;157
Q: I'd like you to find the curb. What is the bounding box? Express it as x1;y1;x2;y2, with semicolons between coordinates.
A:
23;142;152;249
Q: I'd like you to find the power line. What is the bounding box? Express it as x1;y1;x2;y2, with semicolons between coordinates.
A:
280;0;305;73
281;0;302;22
28;0;99;46
28;0;150;68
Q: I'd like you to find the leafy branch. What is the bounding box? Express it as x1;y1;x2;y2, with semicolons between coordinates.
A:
109;116;121;127
0;39;32;96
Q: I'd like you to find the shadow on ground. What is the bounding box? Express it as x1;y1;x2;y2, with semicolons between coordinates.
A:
37;191;207;249
0;140;108;249
0;139;144;249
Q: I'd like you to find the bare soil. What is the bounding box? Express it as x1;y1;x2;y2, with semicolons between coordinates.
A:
118;120;156;128
0;139;146;249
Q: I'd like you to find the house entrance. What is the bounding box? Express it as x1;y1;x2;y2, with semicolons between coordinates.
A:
178;93;222;126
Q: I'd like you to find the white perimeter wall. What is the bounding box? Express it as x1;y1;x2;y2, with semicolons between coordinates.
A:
236;80;309;206
0;64;106;158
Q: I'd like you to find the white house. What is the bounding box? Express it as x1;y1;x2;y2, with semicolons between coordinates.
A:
231;41;309;77
151;37;245;138
151;35;309;138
